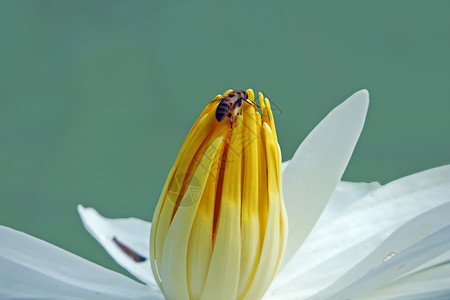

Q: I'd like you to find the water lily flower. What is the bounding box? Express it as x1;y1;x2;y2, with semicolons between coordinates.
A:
1;89;449;300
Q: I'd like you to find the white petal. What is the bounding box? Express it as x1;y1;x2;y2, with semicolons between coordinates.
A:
362;261;450;300
405;250;450;276
314;180;381;229
281;90;369;267
311;202;450;299
77;205;156;286
284;157;380;227
283;166;382;230
0;226;162;299
285;155;381;225
268;165;450;299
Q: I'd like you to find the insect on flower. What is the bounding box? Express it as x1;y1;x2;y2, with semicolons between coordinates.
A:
2;89;450;300
213;89;259;126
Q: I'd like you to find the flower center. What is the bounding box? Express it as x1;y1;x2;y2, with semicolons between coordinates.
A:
150;89;288;300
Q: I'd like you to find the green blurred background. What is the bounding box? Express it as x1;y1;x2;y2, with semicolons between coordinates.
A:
1;1;449;280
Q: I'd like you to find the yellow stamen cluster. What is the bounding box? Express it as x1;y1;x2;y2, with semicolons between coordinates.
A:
150;89;288;300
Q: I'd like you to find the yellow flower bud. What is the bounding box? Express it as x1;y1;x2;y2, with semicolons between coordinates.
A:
150;89;288;300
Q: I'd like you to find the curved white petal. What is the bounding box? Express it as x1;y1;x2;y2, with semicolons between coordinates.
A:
77;205;156;286
281;90;369;267
0;226;162;299
314;180;381;229
405;250;450;276
310;202;450;299
284;158;381;228
361;262;450;300
268;165;450;299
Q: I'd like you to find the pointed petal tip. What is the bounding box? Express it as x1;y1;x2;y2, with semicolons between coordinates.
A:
77;204;92;218
77;204;85;213
77;205;102;230
357;88;369;97
353;88;369;99
347;89;369;111
333;89;369;128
